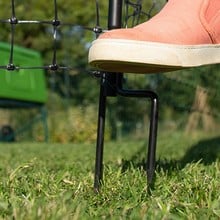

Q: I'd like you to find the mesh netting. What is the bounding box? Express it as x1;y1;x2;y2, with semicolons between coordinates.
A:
0;0;80;71
124;0;166;27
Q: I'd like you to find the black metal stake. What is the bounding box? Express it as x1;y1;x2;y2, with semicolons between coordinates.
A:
146;95;158;185
94;73;107;191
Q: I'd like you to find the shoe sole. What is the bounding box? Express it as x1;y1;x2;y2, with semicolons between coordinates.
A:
89;39;220;73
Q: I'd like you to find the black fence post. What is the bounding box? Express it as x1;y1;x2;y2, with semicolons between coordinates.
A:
94;0;123;192
105;0;123;96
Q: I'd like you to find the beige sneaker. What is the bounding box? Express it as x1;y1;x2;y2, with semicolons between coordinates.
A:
89;0;220;73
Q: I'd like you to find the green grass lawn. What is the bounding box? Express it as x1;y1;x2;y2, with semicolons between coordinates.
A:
0;131;220;219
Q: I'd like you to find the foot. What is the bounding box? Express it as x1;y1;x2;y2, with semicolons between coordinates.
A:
89;0;220;73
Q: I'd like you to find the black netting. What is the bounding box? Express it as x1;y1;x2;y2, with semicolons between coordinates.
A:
124;0;166;27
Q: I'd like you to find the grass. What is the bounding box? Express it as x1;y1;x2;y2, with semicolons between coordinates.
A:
0;131;220;219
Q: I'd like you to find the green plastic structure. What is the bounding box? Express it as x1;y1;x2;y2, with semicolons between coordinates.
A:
0;42;48;141
0;42;47;105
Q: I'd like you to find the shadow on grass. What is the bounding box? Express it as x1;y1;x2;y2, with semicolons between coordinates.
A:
180;136;220;165
121;144;147;173
121;136;220;174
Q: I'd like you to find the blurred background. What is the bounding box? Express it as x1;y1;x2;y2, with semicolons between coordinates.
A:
0;0;219;143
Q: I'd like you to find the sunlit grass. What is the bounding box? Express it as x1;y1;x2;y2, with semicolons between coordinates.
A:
0;131;220;219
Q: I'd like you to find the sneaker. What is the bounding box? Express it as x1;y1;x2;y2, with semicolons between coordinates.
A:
88;0;220;73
